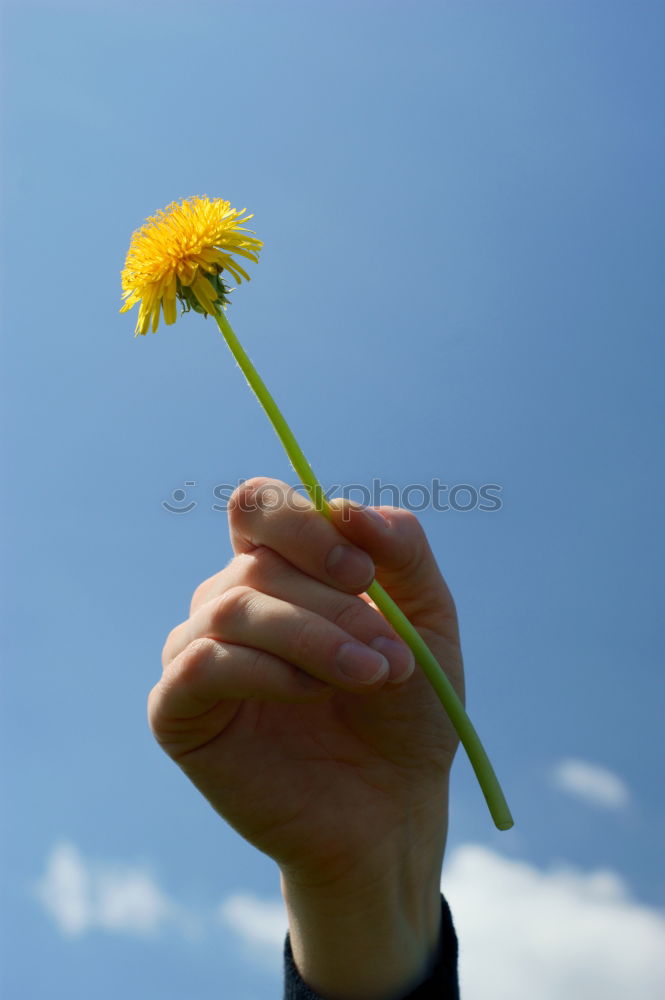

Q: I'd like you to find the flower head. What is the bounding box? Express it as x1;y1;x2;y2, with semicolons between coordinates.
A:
121;196;262;335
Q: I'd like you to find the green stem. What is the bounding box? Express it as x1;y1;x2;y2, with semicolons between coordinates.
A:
214;309;513;831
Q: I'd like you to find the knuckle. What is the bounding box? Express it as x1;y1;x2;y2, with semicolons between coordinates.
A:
245;644;270;678
234;547;282;587
291;616;320;661
189;578;212;615
332;597;372;636
386;507;428;573
240;475;277;495
211;584;255;623
162;622;185;667
389;506;425;541
176;636;219;684
147;682;162;725
147;682;173;742
291;508;321;551
228;477;284;521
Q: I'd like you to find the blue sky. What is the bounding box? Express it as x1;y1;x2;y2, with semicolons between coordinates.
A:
2;1;664;996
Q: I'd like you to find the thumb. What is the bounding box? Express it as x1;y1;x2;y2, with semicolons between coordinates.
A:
328;499;459;641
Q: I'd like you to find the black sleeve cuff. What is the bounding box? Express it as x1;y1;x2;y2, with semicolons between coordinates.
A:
283;894;460;999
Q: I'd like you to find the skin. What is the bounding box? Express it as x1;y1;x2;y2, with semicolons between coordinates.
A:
149;477;464;1000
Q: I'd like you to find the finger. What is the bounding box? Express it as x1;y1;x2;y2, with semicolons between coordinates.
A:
151;638;331;729
164;585;393;690
328;500;459;636
186;546;415;683
227;477;375;594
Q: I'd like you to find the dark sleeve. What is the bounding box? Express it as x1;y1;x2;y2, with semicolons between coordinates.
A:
283;895;460;999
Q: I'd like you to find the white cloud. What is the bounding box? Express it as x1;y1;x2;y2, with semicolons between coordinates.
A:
443;845;665;1000
34;842;91;936
36;839;665;1000
34;842;180;938
551;757;630;809
216;850;665;997
94;866;177;935
218;893;288;963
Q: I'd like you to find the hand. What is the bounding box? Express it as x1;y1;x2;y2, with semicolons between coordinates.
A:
149;477;464;999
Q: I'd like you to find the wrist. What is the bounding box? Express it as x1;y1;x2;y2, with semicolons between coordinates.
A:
280;803;447;1000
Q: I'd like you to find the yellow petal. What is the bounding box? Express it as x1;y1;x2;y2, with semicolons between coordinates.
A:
191;274;218;313
162;273;178;325
151;298;161;333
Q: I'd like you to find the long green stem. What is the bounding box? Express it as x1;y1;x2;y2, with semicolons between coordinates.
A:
214;309;513;831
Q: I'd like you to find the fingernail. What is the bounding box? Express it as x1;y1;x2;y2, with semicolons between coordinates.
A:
370;636;415;685
337;641;389;685
326;544;374;591
330;498;388;531
362;506;388;529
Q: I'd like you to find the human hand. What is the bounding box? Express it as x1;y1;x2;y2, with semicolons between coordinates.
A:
149;477;464;998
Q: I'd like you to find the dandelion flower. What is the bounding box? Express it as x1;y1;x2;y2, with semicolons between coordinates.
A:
120;196;262;335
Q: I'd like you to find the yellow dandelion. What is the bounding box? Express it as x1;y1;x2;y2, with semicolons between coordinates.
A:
120;195;262;336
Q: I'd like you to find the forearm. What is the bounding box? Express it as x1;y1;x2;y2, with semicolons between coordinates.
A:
280;795;449;1000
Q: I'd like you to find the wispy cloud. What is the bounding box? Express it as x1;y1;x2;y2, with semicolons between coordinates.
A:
35;840;665;998
551;757;630;809
444;845;665;1000
33;842;185;938
216;847;665;998
218;893;288;964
